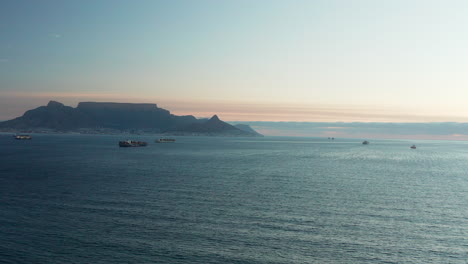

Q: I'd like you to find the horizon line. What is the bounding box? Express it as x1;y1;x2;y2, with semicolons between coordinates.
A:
3;93;468;123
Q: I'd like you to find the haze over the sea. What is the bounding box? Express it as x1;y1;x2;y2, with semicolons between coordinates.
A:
2;0;468;139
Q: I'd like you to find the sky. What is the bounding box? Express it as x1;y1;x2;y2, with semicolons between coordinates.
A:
2;0;468;138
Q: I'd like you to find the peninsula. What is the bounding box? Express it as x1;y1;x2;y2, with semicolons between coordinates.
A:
0;101;263;137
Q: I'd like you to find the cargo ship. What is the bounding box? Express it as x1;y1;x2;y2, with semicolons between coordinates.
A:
14;135;32;140
155;138;175;143
119;140;148;147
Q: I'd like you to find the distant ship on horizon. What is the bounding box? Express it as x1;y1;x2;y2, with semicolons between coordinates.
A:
119;140;148;147
155;138;176;143
14;135;32;140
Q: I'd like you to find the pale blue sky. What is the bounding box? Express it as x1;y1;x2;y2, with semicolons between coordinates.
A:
2;0;468;124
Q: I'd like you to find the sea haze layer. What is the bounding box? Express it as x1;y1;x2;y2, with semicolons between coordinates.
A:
235;121;468;140
0;135;467;263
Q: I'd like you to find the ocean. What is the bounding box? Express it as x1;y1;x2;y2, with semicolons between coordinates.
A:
0;134;466;263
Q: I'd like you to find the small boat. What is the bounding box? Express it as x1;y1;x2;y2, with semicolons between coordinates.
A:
119;140;148;147
155;138;175;143
14;135;32;140
410;145;416;149
362;140;369;145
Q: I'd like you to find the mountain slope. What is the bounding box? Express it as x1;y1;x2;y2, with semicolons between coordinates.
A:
234;124;264;137
0;101;92;130
175;115;260;136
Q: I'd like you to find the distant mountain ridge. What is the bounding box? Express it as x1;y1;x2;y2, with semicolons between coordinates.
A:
0;101;262;136
170;115;261;136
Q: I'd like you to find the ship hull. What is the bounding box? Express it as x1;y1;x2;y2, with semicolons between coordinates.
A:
119;141;147;147
14;135;32;140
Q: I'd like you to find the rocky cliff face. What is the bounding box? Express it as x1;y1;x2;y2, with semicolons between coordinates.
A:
0;101;263;136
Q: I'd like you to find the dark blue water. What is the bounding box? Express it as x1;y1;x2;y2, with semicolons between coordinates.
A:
0;134;467;263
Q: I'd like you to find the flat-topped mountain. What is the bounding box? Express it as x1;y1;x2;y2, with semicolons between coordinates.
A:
0;101;262;136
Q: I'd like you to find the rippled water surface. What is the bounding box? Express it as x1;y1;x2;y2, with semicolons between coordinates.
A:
0;135;467;263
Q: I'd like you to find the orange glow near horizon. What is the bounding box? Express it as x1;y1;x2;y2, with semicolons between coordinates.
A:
4;92;468;140
3;91;468;123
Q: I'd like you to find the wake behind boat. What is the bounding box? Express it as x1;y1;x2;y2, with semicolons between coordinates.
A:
119;140;148;147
